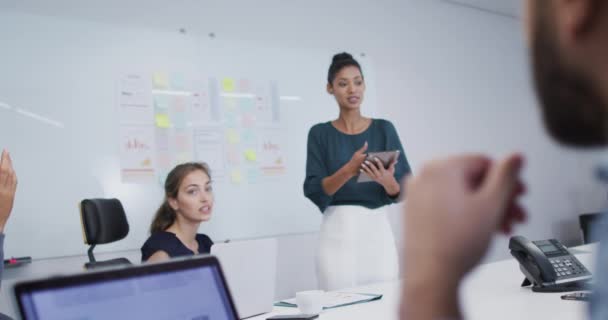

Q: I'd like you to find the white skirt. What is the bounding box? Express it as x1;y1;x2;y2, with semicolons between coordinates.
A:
317;205;399;291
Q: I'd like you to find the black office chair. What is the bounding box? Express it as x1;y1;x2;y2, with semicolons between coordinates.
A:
579;212;608;244
80;198;131;269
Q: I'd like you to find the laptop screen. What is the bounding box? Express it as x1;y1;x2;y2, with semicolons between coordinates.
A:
15;256;239;320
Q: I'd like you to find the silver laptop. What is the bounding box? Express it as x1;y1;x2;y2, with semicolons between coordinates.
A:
13;256;240;320
211;238;277;319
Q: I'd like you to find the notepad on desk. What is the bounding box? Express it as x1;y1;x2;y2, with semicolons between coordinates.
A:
275;292;383;310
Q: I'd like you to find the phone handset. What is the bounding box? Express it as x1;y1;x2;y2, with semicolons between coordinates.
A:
509;236;557;285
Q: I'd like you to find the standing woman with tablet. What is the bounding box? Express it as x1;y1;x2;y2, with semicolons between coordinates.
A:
304;53;411;290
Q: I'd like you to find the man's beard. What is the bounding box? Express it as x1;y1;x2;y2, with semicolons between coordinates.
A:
532;11;608;147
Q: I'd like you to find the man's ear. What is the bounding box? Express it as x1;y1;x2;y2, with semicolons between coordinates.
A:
327;83;334;95
555;0;599;42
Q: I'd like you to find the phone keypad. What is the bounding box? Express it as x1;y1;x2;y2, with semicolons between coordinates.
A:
550;258;589;278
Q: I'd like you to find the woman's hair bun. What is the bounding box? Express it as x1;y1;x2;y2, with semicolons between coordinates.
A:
332;52;354;63
327;52;362;84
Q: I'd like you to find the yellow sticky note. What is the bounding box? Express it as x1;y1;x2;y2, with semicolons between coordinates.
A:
153;72;169;89
231;169;243;184
244;149;257;162
226;129;240;144
222;78;235;92
155;114;171;128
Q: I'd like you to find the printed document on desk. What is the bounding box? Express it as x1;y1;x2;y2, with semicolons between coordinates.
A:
275;292;382;310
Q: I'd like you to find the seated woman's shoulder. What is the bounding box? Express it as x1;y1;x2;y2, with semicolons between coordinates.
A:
145;231;175;243
141;232;178;251
141;231;178;262
196;233;214;252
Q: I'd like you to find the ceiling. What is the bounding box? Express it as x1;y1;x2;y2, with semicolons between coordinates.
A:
1;0;523;20
443;0;521;18
0;0;523;34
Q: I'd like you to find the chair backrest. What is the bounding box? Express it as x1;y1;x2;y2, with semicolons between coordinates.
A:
80;198;129;245
579;212;607;244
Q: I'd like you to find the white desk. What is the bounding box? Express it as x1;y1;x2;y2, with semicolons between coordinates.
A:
249;281;401;320
0;245;596;319
251;244;596;320
460;245;594;320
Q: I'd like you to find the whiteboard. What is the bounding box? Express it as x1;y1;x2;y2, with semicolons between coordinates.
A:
0;11;379;259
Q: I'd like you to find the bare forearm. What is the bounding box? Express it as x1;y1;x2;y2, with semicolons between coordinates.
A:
0;206;10;233
384;178;400;197
401;272;462;320
322;165;355;196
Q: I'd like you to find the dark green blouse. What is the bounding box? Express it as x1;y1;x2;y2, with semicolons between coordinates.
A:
303;119;412;212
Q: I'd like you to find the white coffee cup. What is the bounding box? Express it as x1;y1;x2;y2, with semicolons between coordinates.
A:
296;290;325;315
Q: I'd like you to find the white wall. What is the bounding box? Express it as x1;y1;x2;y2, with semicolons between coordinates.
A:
2;0;606;300
372;1;608;263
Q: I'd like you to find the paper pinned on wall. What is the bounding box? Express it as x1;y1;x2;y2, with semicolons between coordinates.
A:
222;77;236;92
193;127;225;178
244;149;257;162
259;127;287;176
239;98;255;113
226;129;240;144
247;168;260;184
175;152;191;164
154;96;169;111
174;132;191;151
190;91;213;124
118;73;152;124
223;97;237;111
171;73;186;90
119;125;156;183
119;90;148;108
230;169;243;184
171;96;187;112
223;110;238;127
157;152;171;169
155;129;170;151
242;114;256;128
172;111;188;129
242;130;257;145
238;78;251;92
155;114;171;128
226;147;240;165
153;72;169;89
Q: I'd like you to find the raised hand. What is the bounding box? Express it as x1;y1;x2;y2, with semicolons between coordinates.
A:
0;150;17;233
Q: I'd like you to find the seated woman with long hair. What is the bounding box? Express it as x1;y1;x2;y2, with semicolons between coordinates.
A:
141;162;214;262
